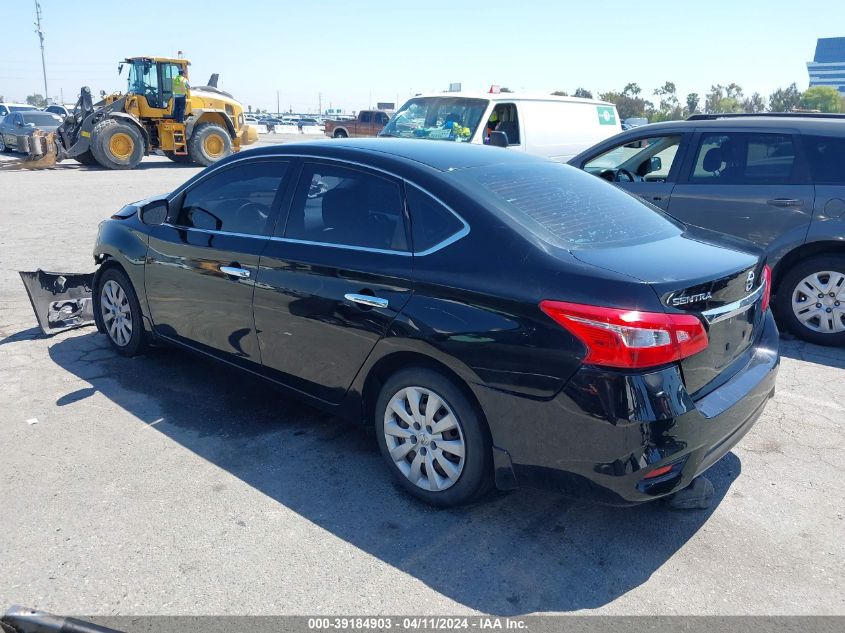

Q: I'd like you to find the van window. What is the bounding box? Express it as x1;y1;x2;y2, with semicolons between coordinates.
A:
462;162;681;249
380;97;488;142
486;103;520;145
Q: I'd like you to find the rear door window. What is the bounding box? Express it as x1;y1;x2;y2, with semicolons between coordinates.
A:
690;133;798;184
284;163;408;252
406;185;466;253
802;135;845;185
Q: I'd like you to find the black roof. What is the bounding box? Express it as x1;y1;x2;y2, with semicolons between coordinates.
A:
241;137;548;172
614;114;845;137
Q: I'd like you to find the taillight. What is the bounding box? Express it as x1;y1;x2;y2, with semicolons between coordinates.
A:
761;265;772;312
539;300;709;369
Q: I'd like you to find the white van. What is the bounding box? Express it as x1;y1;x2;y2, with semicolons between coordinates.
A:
379;92;621;162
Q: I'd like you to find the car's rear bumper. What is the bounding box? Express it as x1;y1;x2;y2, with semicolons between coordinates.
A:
475;310;780;504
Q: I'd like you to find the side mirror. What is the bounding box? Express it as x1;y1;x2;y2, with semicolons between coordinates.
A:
487;131;508;148
140;200;168;226
649;156;663;173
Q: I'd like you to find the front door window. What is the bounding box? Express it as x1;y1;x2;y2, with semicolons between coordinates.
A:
584;135;683;183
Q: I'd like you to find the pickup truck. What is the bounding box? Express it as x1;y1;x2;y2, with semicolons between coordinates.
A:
324;110;390;138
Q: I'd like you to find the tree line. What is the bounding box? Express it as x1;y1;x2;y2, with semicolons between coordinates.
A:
552;83;844;121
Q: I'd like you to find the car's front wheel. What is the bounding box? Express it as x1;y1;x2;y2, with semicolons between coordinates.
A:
777;254;845;346
375;368;492;507
97;267;146;356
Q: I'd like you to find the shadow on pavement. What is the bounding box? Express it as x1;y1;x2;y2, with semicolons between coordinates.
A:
47;330;740;615
778;337;845;370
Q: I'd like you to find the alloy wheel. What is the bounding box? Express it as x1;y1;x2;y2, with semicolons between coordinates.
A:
100;279;133;347
383;386;466;492
791;270;845;334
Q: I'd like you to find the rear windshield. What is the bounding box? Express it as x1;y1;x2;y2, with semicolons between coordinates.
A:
21;112;63;126
463;162;682;249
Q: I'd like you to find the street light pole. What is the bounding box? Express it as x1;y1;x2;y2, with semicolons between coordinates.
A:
33;0;49;104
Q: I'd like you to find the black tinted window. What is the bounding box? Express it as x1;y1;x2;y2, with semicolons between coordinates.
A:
465;163;681;248
178;161;288;235
285;163;407;251
360;112;372;123
803;135;845;185
406;186;464;252
691;133;797;184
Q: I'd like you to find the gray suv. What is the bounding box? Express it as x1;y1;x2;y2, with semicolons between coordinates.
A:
569;113;845;346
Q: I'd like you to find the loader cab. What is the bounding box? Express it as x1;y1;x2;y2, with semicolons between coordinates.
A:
123;57;188;115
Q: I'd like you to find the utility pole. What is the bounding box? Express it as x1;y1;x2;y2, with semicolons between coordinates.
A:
318;92;322;116
276;90;280;115
33;0;49;104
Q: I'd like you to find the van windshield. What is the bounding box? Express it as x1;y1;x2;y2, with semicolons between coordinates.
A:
380;97;488;142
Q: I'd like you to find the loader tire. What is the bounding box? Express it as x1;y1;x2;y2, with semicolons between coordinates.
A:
75;150;99;166
90;119;145;170
187;122;232;166
165;151;193;164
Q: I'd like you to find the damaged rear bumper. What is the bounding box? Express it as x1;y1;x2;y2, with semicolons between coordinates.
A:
19;269;95;335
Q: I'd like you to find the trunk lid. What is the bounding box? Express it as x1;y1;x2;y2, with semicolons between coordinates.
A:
571;231;766;395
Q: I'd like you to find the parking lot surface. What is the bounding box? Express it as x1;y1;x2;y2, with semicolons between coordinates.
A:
0;151;843;616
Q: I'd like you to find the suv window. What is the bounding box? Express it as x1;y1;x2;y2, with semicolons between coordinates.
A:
691;133;797;184
406;185;465;252
803;135;845;185
360;112;372;123
285;163;407;252
584;135;683;181
177;161;288;235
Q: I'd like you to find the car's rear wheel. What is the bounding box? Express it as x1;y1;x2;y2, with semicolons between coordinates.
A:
777;255;845;346
333;129;348;138
97;267;145;357
375;368;492;507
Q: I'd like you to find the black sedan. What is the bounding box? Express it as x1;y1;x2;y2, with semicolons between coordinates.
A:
90;139;779;507
0;110;62;152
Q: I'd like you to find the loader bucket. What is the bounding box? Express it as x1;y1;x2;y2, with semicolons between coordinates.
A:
0;131;59;171
19;270;95;335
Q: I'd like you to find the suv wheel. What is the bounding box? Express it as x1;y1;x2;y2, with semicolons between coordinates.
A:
375;368;492;507
776;255;845;346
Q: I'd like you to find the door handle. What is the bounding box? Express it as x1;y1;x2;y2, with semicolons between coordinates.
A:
344;293;389;309
219;265;250;278
767;198;803;208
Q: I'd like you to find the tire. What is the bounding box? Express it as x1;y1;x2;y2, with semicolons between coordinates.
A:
96;267;146;357
333;129;348;138
187;122;233;166
164;151;193;163
0;135;6;152
90;119;145;170
74;150;99;166
775;254;845;346
375;367;492;507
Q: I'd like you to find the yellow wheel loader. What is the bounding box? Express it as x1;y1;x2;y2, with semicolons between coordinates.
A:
18;56;258;170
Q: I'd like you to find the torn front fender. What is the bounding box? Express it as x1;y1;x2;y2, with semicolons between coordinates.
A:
19;270;95;335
